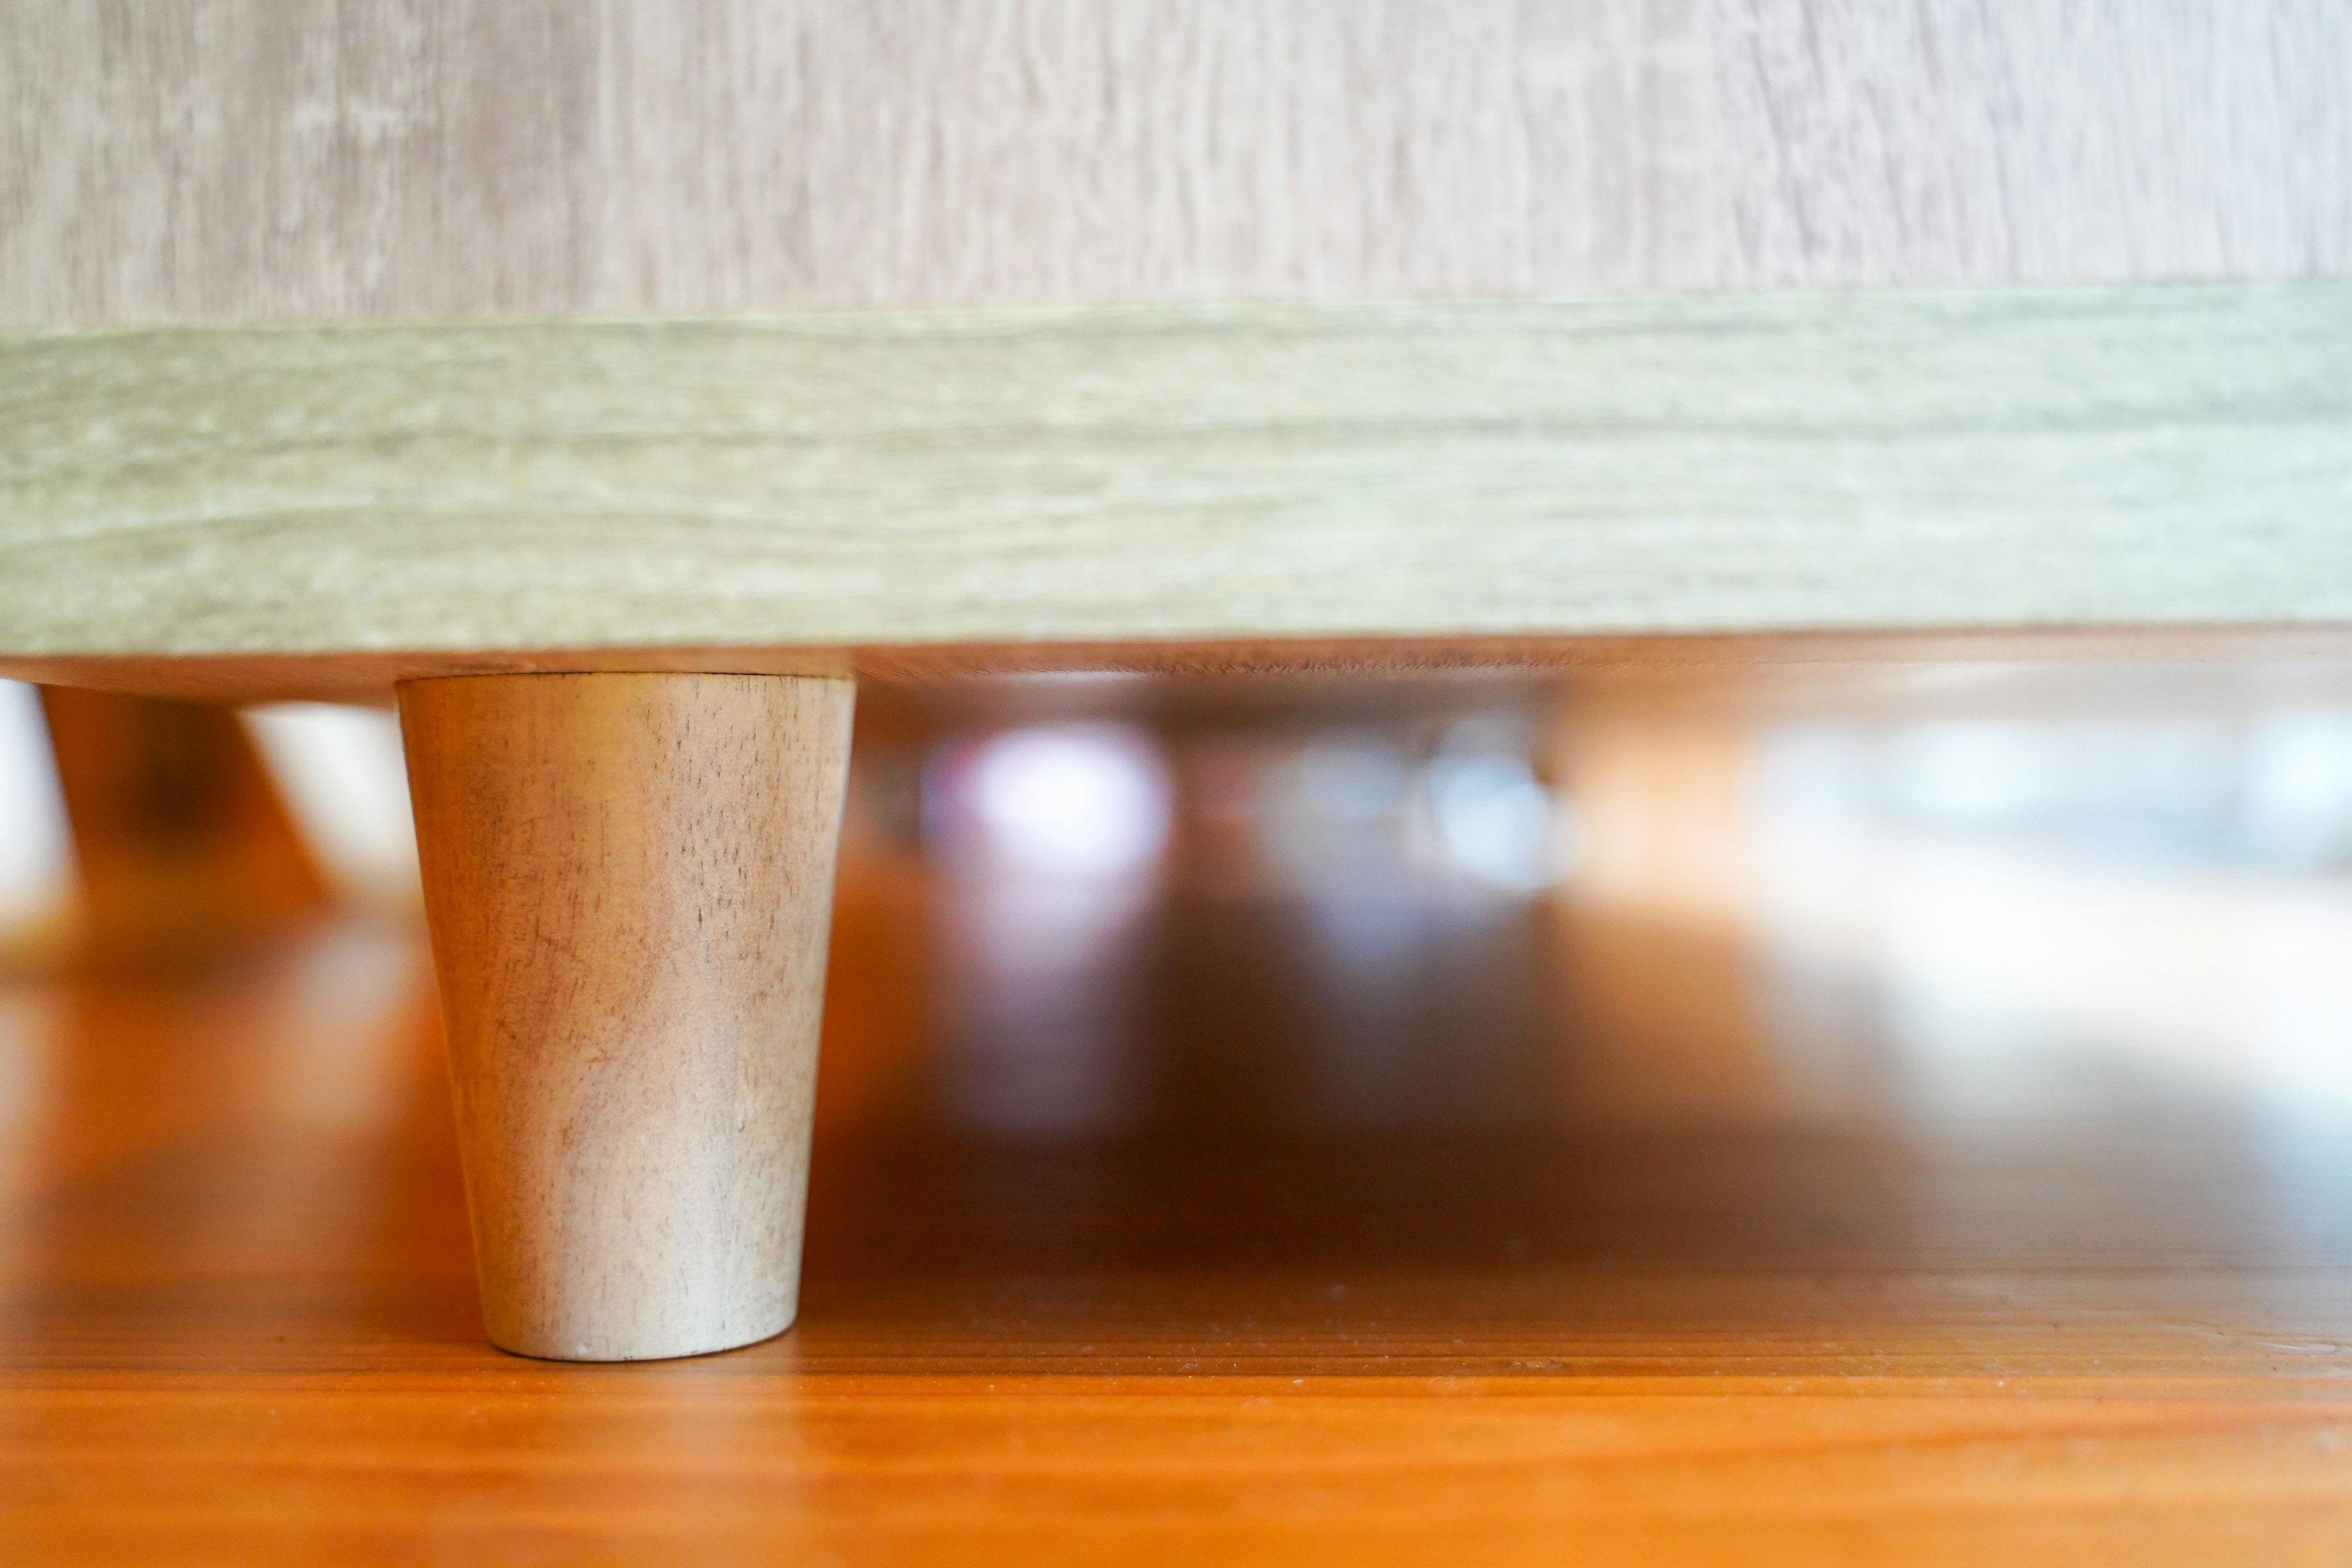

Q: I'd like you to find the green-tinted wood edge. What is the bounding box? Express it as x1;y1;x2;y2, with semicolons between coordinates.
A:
3;286;2348;690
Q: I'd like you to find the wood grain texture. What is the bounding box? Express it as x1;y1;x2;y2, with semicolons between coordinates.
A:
10;894;2352;1561
399;672;853;1361
3;285;2348;687
5;0;2348;324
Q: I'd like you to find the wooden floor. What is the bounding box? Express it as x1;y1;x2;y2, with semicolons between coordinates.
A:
7;713;2352;1561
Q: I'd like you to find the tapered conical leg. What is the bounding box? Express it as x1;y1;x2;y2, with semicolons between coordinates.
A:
399;672;853;1362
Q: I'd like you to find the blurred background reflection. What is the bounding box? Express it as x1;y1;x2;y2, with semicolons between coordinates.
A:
5;655;2352;1151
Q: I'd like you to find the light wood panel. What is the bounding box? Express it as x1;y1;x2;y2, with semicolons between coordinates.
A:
6;1;2348;324
3;287;2348;696
399;673;854;1362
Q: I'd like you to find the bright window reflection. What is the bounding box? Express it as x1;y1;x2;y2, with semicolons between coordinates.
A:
241;704;419;910
1747;705;2352;1114
924;722;1174;1131
2244;714;2352;870
943;723;1172;877
1427;715;1564;891
0;682;71;942
1248;714;1569;895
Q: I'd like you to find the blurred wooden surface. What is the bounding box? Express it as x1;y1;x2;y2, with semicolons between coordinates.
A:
36;687;328;960
6;871;2352;1561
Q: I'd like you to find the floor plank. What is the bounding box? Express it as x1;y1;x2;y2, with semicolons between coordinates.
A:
3;886;2352;1564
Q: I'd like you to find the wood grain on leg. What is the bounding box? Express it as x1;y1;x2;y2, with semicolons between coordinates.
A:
397;672;853;1362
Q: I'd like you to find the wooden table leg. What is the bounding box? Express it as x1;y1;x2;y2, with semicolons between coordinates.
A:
39;686;330;960
397;672;854;1362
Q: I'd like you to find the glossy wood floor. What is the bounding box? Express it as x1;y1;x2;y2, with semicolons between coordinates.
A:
8;685;2352;1564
